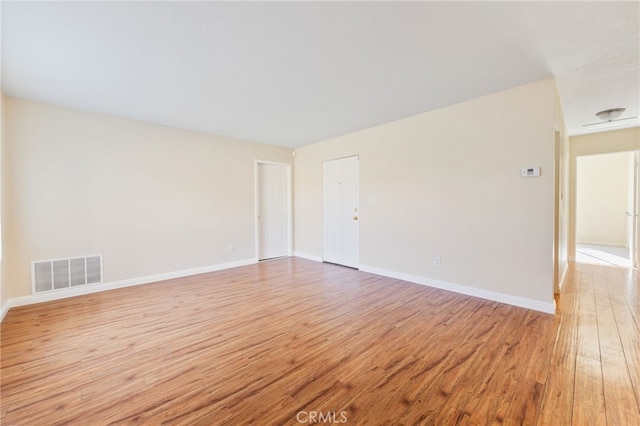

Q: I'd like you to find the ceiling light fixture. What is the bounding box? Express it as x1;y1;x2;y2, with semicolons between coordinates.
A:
595;108;626;122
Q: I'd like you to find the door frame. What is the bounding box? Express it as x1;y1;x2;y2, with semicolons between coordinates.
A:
553;129;561;292
573;150;639;267
631;152;639;267
254;160;293;261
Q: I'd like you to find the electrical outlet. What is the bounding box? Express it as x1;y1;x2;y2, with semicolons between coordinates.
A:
228;244;234;252
434;257;441;267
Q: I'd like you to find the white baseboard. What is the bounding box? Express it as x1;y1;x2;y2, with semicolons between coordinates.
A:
576;241;626;248
293;252;323;262
4;258;256;315
359;264;555;314
0;299;10;322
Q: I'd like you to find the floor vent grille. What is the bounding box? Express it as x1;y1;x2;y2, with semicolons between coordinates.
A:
32;255;103;293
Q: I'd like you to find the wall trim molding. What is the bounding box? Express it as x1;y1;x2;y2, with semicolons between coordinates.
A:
293;252;323;263
1;258;256;320
359;264;555;314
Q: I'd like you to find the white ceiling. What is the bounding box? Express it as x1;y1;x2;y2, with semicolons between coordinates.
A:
1;1;638;148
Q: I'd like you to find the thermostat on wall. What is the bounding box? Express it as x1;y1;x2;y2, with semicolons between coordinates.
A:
520;167;541;178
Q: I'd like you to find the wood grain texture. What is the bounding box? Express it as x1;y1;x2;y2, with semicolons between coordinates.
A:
573;355;606;426
1;258;639;425
538;365;574;426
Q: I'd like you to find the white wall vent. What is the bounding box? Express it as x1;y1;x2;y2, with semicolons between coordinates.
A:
32;255;103;293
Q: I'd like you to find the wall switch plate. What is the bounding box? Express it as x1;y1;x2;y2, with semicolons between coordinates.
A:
434;257;441;267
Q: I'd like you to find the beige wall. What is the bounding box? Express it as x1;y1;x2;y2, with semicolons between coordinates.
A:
569;127;640;259
294;78;557;305
4;77;575;309
4;97;292;299
576;152;632;246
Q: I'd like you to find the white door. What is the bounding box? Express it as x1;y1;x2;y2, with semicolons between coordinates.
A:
323;156;359;268
257;162;290;260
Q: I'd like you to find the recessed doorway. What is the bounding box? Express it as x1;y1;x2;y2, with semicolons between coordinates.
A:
575;151;638;267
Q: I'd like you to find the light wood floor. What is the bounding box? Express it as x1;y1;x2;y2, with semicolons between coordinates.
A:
1;258;638;425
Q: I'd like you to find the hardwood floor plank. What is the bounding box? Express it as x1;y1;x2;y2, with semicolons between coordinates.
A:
573;354;606;426
468;391;511;426
433;403;472;425
487;326;537;400
601;345;640;425
595;297;624;352
505;377;544;425
619;334;640;410
523;310;545;329
550;311;578;370
523;317;555;385
1;258;638;425
448;329;509;416
538;365;574;426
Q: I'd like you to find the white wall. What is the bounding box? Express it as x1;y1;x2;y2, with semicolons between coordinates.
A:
294;78;558;309
4;97;292;299
576;152;632;246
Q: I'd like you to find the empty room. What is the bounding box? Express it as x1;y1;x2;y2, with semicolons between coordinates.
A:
1;2;639;425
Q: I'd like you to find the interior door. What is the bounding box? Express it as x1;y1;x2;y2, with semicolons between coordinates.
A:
258;163;290;260
323;156;359;268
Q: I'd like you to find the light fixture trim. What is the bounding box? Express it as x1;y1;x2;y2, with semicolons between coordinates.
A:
596;108;626;121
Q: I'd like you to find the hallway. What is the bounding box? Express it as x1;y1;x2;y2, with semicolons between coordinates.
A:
550;262;640;424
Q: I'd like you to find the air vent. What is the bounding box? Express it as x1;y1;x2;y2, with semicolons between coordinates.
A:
32;255;103;293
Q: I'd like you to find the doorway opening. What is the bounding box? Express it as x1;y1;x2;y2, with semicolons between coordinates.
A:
575;151;638;267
